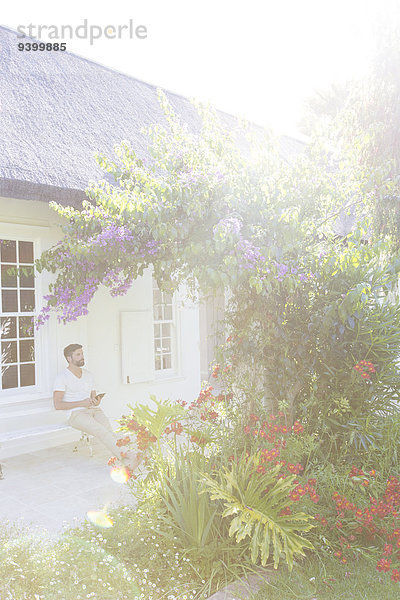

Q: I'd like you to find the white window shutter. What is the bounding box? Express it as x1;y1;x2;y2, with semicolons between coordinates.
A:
120;311;155;384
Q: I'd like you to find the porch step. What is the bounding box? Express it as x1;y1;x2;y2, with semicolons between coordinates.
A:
0;423;70;443
0;423;79;459
0;406;53;420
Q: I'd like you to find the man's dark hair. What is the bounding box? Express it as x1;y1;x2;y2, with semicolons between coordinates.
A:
63;343;82;360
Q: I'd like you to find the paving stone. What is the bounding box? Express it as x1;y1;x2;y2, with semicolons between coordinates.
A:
0;441;135;533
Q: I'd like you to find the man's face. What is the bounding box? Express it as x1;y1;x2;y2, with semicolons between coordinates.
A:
69;348;85;367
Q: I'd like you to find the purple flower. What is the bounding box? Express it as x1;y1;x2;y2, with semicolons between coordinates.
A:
213;217;243;238
275;263;288;281
236;238;265;269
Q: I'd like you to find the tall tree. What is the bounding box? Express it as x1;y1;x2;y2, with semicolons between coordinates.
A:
35;94;400;443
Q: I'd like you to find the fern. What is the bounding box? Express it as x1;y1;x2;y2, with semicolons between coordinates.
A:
201;451;314;570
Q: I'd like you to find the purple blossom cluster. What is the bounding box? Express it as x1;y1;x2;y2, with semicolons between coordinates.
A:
176;165;225;189
213;216;243;239
177;168;204;188
91;224;135;249
36;220;162;325
36;274;99;326
236;238;265;270
103;268;134;297
145;240;159;255
275;263;289;281
274;261;315;283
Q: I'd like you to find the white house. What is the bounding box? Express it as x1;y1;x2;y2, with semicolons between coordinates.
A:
0;26;304;461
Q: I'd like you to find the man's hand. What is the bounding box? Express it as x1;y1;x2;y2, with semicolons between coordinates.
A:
90;397;101;407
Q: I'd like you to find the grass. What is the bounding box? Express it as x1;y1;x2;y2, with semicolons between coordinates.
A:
0;504;213;600
250;554;399;600
2;504;400;599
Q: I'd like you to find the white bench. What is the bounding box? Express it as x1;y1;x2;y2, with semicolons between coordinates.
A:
0;425;94;479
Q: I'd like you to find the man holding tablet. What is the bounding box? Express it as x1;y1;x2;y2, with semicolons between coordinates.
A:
53;343;140;470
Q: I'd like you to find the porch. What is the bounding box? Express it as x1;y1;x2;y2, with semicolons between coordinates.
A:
0;438;136;536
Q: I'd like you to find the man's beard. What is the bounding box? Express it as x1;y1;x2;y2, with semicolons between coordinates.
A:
73;359;85;366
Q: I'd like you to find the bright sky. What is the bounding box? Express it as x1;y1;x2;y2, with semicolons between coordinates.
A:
2;0;398;136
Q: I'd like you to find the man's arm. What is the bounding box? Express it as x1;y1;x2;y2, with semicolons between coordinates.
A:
53;390;91;410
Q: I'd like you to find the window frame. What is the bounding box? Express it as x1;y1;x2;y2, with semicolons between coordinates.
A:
152;278;178;378
0;230;42;398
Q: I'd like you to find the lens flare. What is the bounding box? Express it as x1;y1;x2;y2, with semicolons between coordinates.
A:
86;510;113;528
110;466;131;483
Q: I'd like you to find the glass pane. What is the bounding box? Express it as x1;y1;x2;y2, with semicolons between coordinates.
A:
154;340;161;353
20;363;35;387
2;365;18;389
2;290;18;312
1;264;17;287
153;305;162;320
1;240;16;263
18;241;34;264
20;266;34;288
20;339;35;362
20;290;35;312
1;317;16;339
2;341;17;364
162;355;171;369
161;323;171;337
153;324;160;338
162;339;171;353
153;289;162;304
19;316;34;338
164;305;173;320
155;356;161;370
162;292;173;304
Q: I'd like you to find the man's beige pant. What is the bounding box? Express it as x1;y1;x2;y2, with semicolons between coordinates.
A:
68;407;121;457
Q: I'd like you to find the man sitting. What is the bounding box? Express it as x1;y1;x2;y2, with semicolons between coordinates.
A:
53;343;140;471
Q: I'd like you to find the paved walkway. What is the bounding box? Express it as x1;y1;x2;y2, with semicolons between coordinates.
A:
0;440;136;536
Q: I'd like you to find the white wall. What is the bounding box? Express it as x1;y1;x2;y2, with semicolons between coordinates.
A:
0;196;201;441
86;272;201;422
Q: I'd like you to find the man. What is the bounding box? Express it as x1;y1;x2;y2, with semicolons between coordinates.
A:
53;343;140;470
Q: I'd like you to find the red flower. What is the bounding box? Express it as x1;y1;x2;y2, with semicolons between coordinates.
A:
279;507;292;516
383;544;393;556
292;421;304;434
289;491;300;501
170;421;183;435
116;436;130;447
391;569;400;582
377;558;392;572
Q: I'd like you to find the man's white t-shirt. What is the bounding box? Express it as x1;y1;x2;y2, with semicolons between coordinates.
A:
53;368;96;415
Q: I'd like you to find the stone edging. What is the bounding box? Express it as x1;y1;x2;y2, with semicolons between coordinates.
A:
205;568;271;600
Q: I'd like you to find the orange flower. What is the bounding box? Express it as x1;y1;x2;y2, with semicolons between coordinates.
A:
116;437;130;447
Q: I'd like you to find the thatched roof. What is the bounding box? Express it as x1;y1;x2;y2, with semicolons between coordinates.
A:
0;26;305;205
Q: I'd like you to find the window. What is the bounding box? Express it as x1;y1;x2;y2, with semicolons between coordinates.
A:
0;239;36;390
153;279;174;372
